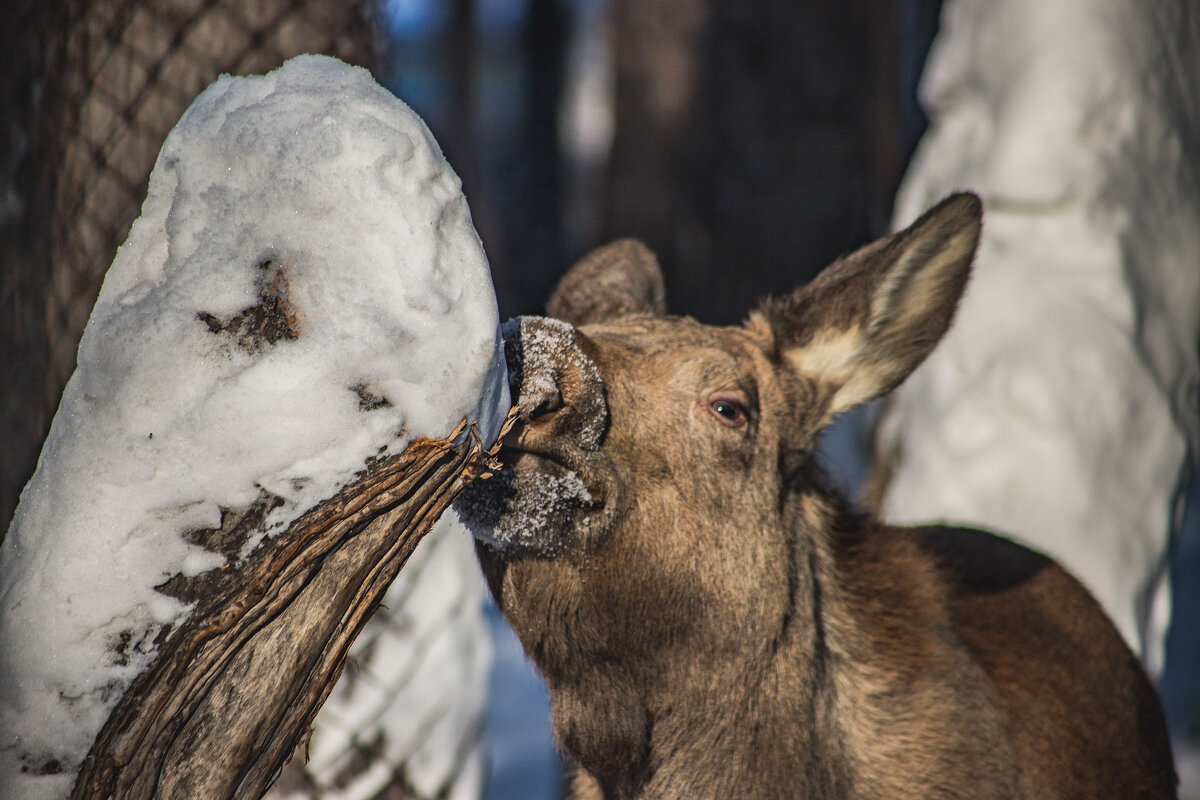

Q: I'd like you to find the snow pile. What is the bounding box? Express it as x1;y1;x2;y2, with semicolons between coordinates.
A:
875;0;1200;671
0;54;507;799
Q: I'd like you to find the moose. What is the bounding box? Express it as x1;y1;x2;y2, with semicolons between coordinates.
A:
457;194;1177;798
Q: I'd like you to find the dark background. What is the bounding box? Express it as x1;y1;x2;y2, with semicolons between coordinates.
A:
391;0;941;324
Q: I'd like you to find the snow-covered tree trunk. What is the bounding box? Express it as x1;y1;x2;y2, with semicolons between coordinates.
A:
1;0;379;537
0;57;508;800
873;0;1200;674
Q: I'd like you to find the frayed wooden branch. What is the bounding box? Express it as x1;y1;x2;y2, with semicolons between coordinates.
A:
71;412;514;800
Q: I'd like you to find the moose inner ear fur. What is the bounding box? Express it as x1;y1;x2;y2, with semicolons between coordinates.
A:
547;239;667;326
755;192;982;418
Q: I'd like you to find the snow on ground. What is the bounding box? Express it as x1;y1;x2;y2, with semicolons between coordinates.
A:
876;0;1200;672
0;55;508;800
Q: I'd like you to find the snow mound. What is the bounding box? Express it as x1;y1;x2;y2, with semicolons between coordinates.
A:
0;54;508;799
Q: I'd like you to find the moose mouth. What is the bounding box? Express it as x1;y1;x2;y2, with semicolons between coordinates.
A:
455;441;603;556
501;440;607;501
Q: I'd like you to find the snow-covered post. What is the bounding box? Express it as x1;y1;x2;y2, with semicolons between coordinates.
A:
0;56;509;800
873;0;1200;672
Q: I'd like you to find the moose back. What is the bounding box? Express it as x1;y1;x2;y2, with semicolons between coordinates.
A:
457;194;1176;799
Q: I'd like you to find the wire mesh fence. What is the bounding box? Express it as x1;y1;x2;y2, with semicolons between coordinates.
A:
1;0;379;534
39;0;381;408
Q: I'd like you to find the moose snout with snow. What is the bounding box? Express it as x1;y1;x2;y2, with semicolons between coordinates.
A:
457;194;1176;798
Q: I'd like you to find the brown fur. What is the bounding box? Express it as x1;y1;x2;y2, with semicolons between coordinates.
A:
457;194;1177;799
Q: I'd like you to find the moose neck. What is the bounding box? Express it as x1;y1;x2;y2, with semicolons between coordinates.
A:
562;488;862;799
530;480;1018;799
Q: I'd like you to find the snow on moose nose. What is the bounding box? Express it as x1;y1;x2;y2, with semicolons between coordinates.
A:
505;316;607;451
456;316;606;555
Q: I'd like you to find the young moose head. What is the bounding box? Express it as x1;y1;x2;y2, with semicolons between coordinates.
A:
467;194;978;554
456;193;1175;798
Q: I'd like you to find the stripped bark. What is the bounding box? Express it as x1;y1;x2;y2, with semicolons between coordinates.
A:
70;418;507;800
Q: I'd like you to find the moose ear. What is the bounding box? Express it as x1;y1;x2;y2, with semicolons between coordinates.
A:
756;192;981;417
546;239;667;325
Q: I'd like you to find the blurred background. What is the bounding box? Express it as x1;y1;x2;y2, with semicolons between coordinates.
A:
0;1;1194;798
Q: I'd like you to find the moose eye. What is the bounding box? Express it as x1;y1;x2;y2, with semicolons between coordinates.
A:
706;395;747;427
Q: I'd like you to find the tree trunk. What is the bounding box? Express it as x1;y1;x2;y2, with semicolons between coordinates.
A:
603;0;911;325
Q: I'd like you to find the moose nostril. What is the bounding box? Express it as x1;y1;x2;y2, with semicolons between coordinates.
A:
520;380;563;421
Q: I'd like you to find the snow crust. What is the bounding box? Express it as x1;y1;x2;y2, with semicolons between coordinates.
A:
0;55;508;798
875;0;1200;670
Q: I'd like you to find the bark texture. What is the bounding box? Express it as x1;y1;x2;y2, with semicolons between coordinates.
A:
70;422;504;800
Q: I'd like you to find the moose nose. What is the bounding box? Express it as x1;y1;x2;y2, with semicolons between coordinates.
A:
502;316;607;451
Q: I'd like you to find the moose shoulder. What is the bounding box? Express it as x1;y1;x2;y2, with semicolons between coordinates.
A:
456;194;1176;799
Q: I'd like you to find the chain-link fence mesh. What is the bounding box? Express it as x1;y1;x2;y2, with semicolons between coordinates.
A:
2;0;379;533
